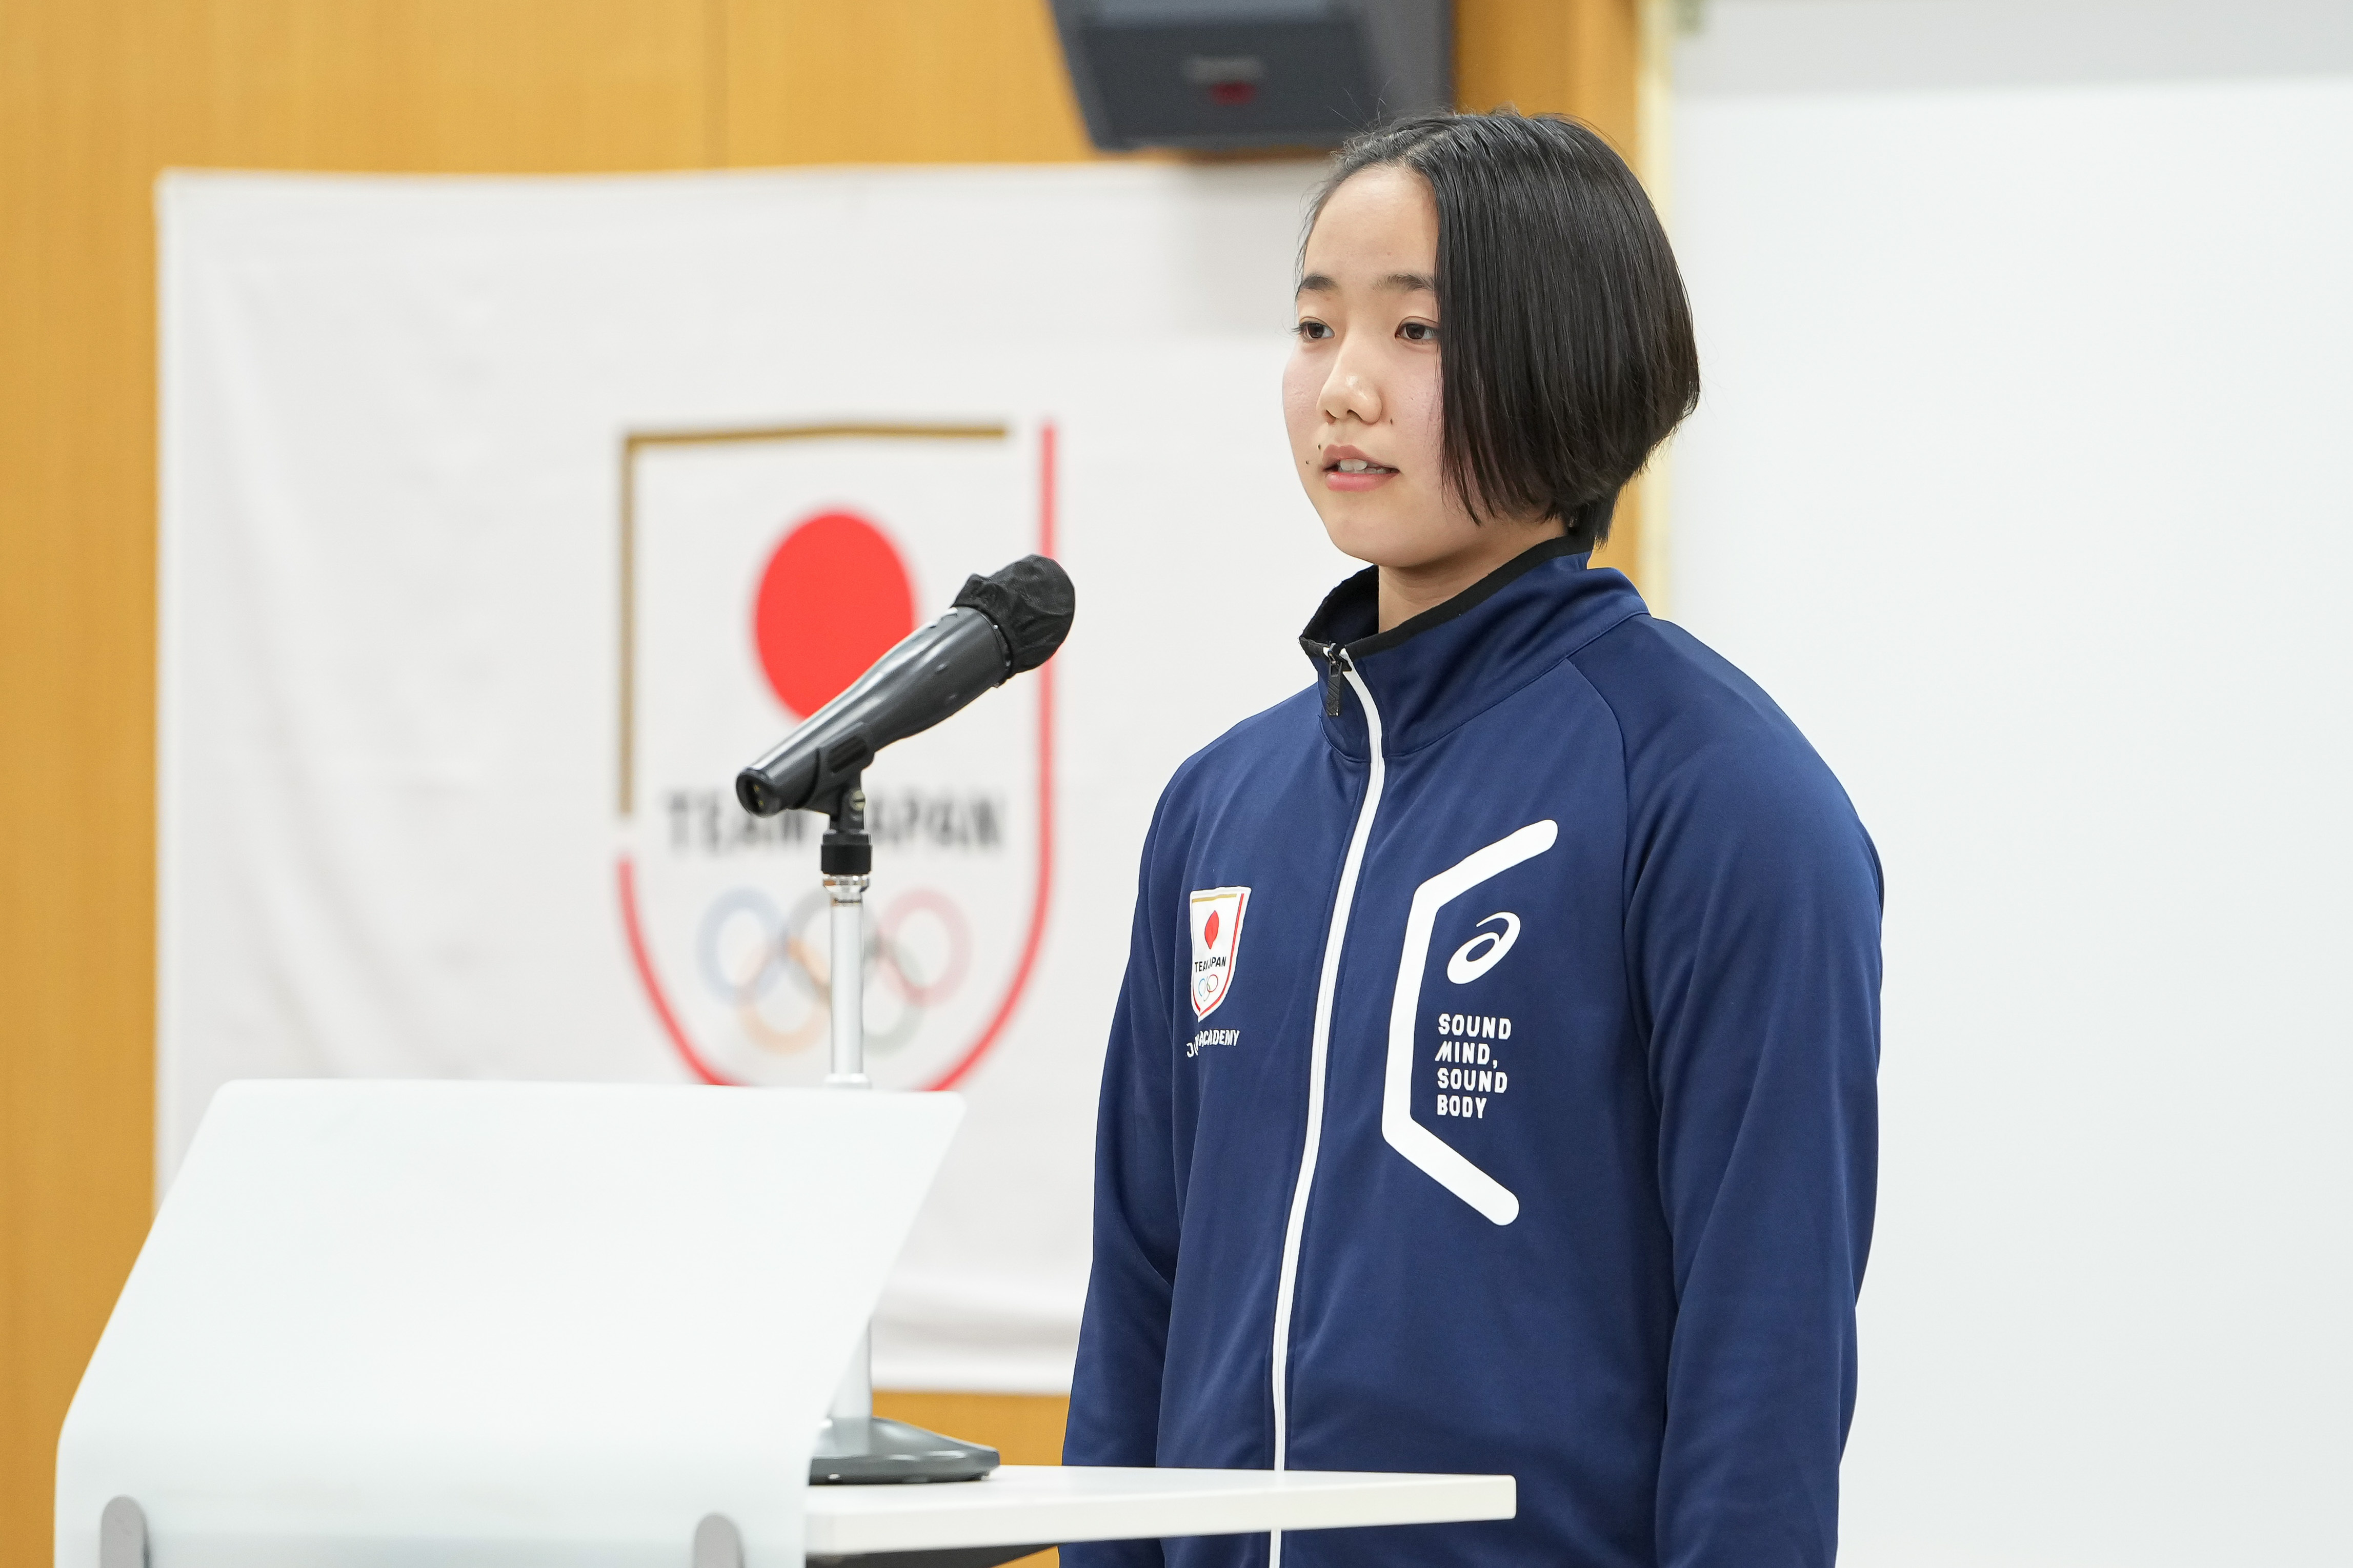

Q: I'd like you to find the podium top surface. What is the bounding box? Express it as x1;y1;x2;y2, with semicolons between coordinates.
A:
805;1465;1517;1556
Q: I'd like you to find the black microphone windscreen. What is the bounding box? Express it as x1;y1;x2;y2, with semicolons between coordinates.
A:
952;554;1075;674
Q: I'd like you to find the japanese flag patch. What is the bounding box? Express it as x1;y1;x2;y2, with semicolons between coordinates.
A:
1188;886;1251;1020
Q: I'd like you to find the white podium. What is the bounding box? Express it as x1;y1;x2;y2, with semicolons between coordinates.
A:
803;1466;1515;1565
55;1082;1514;1566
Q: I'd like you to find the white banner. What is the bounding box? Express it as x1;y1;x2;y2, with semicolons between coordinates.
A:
158;165;1351;1390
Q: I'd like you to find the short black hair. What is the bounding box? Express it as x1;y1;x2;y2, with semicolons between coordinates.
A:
1308;111;1700;543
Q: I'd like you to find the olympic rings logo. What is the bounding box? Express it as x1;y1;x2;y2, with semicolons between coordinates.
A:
696;886;973;1055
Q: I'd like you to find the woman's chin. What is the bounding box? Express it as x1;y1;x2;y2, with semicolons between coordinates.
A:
1318;503;1450;568
1321;521;1487;577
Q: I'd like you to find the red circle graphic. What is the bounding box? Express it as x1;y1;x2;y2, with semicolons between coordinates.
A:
753;510;917;719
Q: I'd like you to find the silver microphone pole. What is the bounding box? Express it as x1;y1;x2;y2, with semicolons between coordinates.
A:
805;780;998;1485
822;785;873;1439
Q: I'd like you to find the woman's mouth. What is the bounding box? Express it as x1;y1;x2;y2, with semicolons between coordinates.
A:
1323;452;1399;491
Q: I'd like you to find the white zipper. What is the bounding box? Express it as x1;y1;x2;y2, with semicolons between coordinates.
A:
1266;660;1385;1568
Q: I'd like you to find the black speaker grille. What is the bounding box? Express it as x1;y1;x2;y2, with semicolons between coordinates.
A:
1078;20;1378;150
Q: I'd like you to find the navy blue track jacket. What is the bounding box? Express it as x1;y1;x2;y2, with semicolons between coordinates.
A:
1064;540;1882;1568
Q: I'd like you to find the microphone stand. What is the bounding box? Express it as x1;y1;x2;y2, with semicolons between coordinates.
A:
807;777;1002;1486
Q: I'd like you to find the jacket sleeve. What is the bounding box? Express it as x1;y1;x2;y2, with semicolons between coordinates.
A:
1628;728;1883;1568
1060;807;1183;1567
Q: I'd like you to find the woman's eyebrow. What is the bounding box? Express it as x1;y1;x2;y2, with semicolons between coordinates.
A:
1295;270;1437;296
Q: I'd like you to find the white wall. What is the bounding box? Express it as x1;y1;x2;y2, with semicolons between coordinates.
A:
1670;4;2353;1564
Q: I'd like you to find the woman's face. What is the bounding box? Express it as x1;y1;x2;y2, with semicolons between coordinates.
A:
1284;165;1493;573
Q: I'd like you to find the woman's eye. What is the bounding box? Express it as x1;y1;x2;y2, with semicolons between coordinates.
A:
1293;319;1333;341
1399;320;1439;343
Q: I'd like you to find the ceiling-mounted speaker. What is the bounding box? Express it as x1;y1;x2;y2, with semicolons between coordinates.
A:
1050;0;1453;152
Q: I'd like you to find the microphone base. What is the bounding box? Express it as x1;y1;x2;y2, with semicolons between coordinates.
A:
809;1415;1001;1485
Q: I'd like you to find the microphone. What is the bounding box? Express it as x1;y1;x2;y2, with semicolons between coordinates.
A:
735;554;1075;818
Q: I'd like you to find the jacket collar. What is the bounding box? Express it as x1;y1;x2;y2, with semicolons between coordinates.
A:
1298;536;1649;759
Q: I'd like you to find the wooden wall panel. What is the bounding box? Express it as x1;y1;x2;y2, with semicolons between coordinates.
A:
722;0;1097;167
1460;0;1640;151
0;8;716;1557
0;4;1641;1560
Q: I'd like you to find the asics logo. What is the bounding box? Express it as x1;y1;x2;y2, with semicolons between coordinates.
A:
1445;912;1521;984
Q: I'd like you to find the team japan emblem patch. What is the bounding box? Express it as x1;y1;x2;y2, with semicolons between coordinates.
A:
1189;886;1251;1020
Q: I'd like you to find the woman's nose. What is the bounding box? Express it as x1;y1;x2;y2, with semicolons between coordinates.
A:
1320;339;1384;427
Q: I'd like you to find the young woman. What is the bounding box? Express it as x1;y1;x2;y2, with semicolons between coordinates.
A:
1063;112;1882;1568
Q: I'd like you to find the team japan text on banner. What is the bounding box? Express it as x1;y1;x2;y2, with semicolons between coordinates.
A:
621;426;1053;1092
